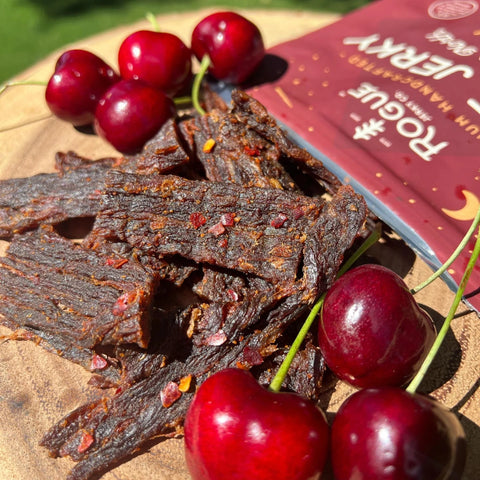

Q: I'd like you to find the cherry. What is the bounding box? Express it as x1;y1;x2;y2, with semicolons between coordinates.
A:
191;11;265;84
318;264;436;388
53;48;114;72
331;387;466;480
118;30;192;97
94;79;175;154
45;49;120;126
184;367;329;480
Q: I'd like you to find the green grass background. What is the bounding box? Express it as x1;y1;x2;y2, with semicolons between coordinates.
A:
1;0;371;83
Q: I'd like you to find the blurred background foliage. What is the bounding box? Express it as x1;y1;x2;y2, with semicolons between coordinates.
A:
1;0;371;83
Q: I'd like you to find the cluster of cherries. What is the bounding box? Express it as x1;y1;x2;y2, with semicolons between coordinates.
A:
44;11;265;154
184;260;469;480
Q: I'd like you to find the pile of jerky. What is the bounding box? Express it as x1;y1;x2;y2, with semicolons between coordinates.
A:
0;90;367;480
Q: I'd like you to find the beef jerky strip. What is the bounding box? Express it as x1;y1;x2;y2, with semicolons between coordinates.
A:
39;285;297;479
86;171;332;286
119;118;194;176
0;226;156;349
89;170;365;296
230;89;342;193
54;151;119;175
41;358;196;480
178;105;299;190
229;91;380;232
0;155;116;239
0;321;121;386
200;84;230;113
255;337;327;401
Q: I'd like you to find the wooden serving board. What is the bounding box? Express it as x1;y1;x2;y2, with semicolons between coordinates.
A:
0;8;479;480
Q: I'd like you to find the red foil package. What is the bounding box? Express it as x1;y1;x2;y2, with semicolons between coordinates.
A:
247;0;480;311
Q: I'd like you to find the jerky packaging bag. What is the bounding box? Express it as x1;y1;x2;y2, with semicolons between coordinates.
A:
247;0;480;312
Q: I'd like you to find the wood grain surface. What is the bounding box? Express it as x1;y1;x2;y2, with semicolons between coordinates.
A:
0;8;479;480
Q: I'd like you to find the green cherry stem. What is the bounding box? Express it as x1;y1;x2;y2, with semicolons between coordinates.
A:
269;223;382;393
145;12;160;32
406;222;480;394
173;96;192;107
0;80;47;96
192;54;211;116
411;205;480;294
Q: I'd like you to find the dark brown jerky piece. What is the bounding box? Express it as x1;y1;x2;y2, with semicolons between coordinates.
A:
39;293;296;479
255;337;326;400
119;118;192;175
40;358;196;480
201;85;230;113
230;89;342;193
0;324;121;385
0;226;156;349
300;183;369;297
86;171;333;286
0;155;115;239
178;108;298;190
54;151;119;175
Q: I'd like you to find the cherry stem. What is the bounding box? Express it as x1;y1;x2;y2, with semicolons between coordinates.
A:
269;223;382;393
0;80;47;95
0;113;53;133
406;222;480;394
145;12;160;32
411;205;480;294
192;55;211;116
173;96;192;107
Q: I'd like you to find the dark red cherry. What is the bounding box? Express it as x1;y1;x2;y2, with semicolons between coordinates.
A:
191;11;265;84
45;50;120;126
53;48;116;74
318;264;436;388
94;79;175;154
118;30;192;97
331;387;466;480
184;368;329;480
